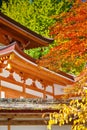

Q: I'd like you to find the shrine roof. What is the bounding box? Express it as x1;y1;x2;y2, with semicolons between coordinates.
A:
0;42;75;86
0;12;54;49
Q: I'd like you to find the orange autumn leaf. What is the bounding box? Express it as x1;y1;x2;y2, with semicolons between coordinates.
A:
38;1;87;76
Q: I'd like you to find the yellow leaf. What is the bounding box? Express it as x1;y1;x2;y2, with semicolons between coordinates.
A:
69;117;72;122
47;125;51;130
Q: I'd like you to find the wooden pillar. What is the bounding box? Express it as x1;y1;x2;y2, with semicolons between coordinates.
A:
43;82;47;99
43;86;46;99
0;80;1;98
52;85;55;98
22;77;26;98
23;80;25;92
8;118;11;130
20;72;26;98
8;124;11;130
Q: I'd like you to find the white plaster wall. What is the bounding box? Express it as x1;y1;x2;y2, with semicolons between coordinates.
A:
54;84;65;95
0;125;71;130
0;70;67;98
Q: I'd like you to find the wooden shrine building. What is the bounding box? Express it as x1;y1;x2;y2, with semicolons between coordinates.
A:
0;12;76;99
0;12;79;130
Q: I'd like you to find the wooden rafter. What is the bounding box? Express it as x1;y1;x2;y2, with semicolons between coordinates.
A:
0;12;54;49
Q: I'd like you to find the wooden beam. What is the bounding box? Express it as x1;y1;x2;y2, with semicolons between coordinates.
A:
0;85;40;98
0;113;43;118
0;112;50;125
10;59;67;86
0;120;46;125
0;75;54;97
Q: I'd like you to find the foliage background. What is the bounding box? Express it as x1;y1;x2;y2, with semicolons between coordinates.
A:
1;0;74;37
39;0;87;76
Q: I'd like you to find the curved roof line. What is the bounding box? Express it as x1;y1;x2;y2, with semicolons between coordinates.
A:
0;42;36;62
0;42;75;84
0;12;54;45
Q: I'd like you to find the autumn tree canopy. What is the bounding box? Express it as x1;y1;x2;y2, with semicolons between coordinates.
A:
39;0;87;76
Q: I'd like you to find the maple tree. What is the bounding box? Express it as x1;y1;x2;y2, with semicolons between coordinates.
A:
38;0;87;76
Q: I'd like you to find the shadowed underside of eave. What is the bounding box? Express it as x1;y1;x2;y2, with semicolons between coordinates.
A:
0;12;54;49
